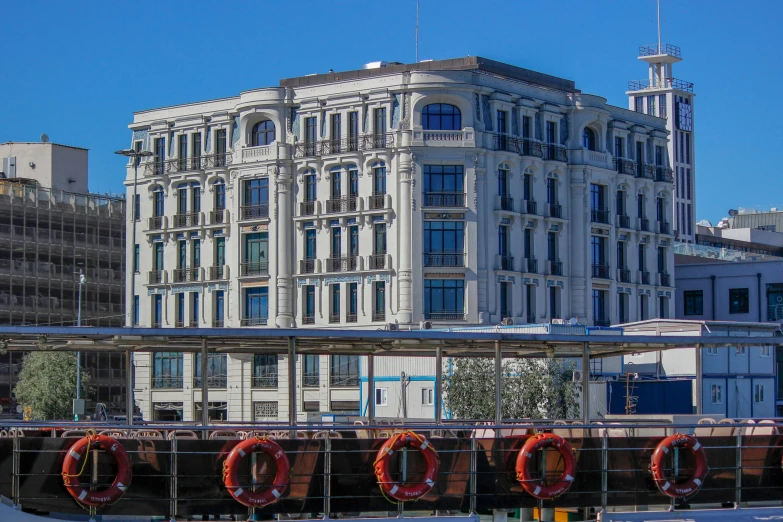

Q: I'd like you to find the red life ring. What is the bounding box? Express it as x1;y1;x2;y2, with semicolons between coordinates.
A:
373;431;439;502
650;433;708;498
223;437;290;507
61;434;132;507
515;433;576;499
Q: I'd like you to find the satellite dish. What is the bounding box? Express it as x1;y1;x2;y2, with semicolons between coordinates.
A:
728;209;738;217
40;134;49;143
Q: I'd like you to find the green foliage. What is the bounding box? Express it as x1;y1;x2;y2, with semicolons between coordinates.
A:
14;352;92;420
444;357;579;420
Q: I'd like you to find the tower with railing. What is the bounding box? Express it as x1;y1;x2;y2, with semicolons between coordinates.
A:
628;42;696;244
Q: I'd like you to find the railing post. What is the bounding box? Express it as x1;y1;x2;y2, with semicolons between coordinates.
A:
469;435;477;514
435;346;443;425
170;436;178;522
494;340;502;428
12;427;19;507
126;349;134;427
735;428;742;508
601;429;608;513
367;354;375;426
323;435;331;519
201;338;209;438
288;337;297;439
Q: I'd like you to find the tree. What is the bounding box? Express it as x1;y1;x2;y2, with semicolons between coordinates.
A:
14;352;91;420
444;357;579;420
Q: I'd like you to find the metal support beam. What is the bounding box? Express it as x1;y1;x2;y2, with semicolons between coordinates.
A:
126;350;134;427
367;353;375;426
435;345;443;425
494;340;502;428
288;337;297;437
695;344;703;415
582;342;590;425
201;338;208;433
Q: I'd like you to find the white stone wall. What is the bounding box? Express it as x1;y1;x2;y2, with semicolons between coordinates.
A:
126;61;675;421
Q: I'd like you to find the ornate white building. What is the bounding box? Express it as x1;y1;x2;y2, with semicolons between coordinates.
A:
124;56;676;421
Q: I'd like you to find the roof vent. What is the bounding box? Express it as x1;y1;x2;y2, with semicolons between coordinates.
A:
363;61;389;70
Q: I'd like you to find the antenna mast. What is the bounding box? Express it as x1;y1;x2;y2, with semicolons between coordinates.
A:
657;0;661;53
415;1;419;63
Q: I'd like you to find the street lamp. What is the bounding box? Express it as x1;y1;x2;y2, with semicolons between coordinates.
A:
114;148;152;426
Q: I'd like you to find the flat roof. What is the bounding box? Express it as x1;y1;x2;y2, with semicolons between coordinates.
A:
280;56;579;93
0;142;89;151
0;326;778;358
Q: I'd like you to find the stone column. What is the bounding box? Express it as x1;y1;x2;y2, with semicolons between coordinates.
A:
276;159;295;327
397;150;413;325
475;158;488;320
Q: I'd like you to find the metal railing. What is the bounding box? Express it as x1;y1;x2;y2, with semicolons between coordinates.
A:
148;216;164;230
346;313;357;323
617;268;631;283
499;255;514;271
636;164;655;180
371;311;386;322
639;43;681;57
172;213;199;228
499;196;514;211
543;143;568;162
6;419;783;519
521;199;537;215
326;256;357;272
491;134;543;157
594;317;611;327
303;373;320;387
424;252;465;267
241;316;268;326
300;201;316;216
526;257;538;274
659;272;671;286
300;259;316;274
193;375;228;388
151;376;183;389
617;214;631;229
640;271;651;285
240;204;269;220
208;265;225;280
172;267;200;283
423;192;465;207
302;315;315;325
252;375;278;388
655;166;674;183
241;261;269;276
294;133;393;158
613;158;636;175
368;254;386;270
144;153;233;176
591;209;610;224
640;218;650;232
209;209;226;225
629;77;694;93
368;194;386;210
326;197;358;213
592;264;611;279
329;313;340;324
658;221;671;235
425;311;466;321
548;260;563;276
148;270;163;284
547;203;563;218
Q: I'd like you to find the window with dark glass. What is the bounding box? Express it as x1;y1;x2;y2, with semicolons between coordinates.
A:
373;164;386;195
176;293;185;325
500;281;510;318
582;128;596;150
304;285;315;320
618;293;628;323
194;353;227;388
245;287;268;323
330;355;359;386
305;173;317;202
252;120;275;147
153;188;164;217
331;227;341;258
214;290;224;324
616;190;625;216
614;137;624;158
215;237;225;267
617;241;625;268
305;229;316;259
547;232;557;261
549;286;559;319
305;116;317;153
523;174;532;201
684;290;703;316
424;279;465;319
729;288;750;314
374;108;386;135
593;289;607;324
524;229;532;259
330;170;341;200
374;281;385;317
192;239;200;268
659;95;667;118
134;244;139;273
214;180;225;210
349;112;359;148
657;246;666;273
655;145;664;166
154;242;164;271
133;295;140;326
638;244;646;271
591;235;606;267
349;225;359;257
153;294;162;325
153;352;183;388
331;114;341;141
522;116;531;138
215;129;227;163
155;137;166;162
424;165;464;204
192;132;202;162
245;232;268;270
348;283;358;319
590;183;605;211
331;284;341;321
349;168;359;200
244;178;269;207
546;121;555;143
637;194;644;218
634;96;643;113
424;221;464;254
367;226;383;258
178;134;188;170
191;292;199;325
422;104;461;130
253;354;278;387
546;178;556;204
498;225;508;256
177;240;187;269
498;168;508;198
656;197;665;222
496;110;507;134
177;186;188;215
304;355;319;386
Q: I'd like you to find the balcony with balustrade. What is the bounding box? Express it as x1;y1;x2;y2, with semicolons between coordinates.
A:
240;203;269;221
616;214;631;229
208;265;227;281
325;256;358;273
252;374;278;388
638;218;651;232
294;134;393;158
425;311;466;321
325;197;358;214
423;192;465;208
548;260;563;276
542;144;567;162
413;129;475;147
655;166;674;183
144;153;233;177
658;221;671;235
172;267;200;283
497;255;514;271
546;203;564;219
368;254;388;270
613;158;636;176
491;134;543;158
241;144;275;163
240;261;269;277
571;149;610;169
658;272;671;287
520;200;538;216
636;164;655;180
592;264;611;280
300;259;316;274
591;209;610;225
639;271;651;285
424;252;465;268
300;201;316;217
524;258;538;274
148;270;164;284
241;316;268;326
617;268;632;283
148;216;164;231
209;209;228;225
172;213;201;229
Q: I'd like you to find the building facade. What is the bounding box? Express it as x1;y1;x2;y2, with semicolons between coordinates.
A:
126;56;676;421
0;142;127;416
627;43;695;243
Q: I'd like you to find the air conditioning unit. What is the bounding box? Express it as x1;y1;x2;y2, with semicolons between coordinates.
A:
419;321;432;330
386;323;399;331
501;317;515;326
572;370;583;382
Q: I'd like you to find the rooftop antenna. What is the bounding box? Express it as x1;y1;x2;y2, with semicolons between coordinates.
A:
657;0;662;53
415;1;419;63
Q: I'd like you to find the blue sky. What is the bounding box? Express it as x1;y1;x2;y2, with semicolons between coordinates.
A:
2;0;781;224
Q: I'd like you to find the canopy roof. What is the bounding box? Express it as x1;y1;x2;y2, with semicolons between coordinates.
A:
0;325;778;358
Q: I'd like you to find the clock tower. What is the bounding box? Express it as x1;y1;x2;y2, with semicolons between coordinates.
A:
627;43;695;243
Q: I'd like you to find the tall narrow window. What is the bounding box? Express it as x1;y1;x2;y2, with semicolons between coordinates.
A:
244;287;268;325
656;197;665;222
373;163;386;195
374;108;387;135
305;117;317;155
178;134;188;170
638;244;646;272
214;290;224;326
214;180;226;211
523;174;532;202
499;282;510;319
496;110;507;135
303;285;315;323
178;186;188;215
348;283;358;322
305;229;317;259
153;188;164;218
176;294;185;327
592;289;607;326
647;95;656;116
305;172;317;202
348;112;359;150
134;194;140;221
659;95;667;118
331;114;341;142
177;240;187;269
349;168;359;201
330;170;341;200
191;292;199;326
522;115;531;139
192;239;201;268
191;185;201;213
133;296;140;326
331;227;342;258
373;281;386;321
546;178;557;204
546;121;555;143
374;223;386;254
614;136;624;158
155;137;166;174
330;284;341;323
349;226;359;258
582;128;596;150
192;133;202;168
637;194;644;218
215;129;227;166
153;294;162;327
303;355;319;387
154;242;164;271
133;245;140;273
547;232;557;261
634;96;643;113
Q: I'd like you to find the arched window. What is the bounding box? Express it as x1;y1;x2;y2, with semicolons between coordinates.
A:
422;104;462;131
583;128;596;151
251;120;275;147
